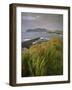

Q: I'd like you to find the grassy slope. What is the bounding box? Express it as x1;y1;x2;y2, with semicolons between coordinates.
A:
22;37;63;77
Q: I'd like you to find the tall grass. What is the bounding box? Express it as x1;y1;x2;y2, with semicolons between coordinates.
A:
22;37;63;77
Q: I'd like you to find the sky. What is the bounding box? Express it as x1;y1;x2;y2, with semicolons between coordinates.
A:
21;12;63;33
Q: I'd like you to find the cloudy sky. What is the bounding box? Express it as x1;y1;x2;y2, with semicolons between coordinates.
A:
21;12;63;33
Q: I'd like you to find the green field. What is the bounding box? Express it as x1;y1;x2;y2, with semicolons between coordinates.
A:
22;37;63;77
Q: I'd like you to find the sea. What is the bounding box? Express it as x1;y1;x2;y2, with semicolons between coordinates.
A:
21;32;63;42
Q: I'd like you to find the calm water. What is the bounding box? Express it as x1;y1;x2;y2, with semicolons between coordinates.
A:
21;32;63;42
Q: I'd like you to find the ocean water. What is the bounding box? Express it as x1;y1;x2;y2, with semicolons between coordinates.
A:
21;32;63;42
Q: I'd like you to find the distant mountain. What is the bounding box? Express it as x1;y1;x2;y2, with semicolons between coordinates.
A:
26;28;63;34
26;28;48;32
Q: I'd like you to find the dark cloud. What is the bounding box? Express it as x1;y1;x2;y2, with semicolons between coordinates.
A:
21;12;63;32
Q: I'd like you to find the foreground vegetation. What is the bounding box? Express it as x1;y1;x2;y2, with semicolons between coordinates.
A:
22;37;63;77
